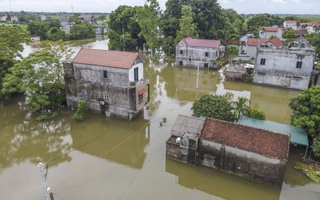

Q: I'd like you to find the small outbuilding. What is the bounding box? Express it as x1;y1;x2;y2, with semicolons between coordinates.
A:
166;115;291;188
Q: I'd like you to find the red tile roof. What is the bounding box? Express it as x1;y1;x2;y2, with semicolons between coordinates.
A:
294;30;308;36
73;48;139;69
227;40;240;45
300;22;320;27
201;118;290;161
247;38;283;47
182;37;221;48
263;27;280;32
247;38;267;46
285;20;297;25
268;38;284;46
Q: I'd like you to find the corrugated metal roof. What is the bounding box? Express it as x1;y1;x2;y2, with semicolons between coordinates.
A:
237;116;309;146
73;48;139;69
171;115;206;137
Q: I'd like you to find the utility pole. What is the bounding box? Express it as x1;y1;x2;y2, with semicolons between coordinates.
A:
37;162;50;200
196;62;200;89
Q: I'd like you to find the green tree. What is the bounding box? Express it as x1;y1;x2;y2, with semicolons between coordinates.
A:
107;5;143;51
70;23;96;40
245;107;266;120
226;46;239;63
283;28;296;45
289;86;320;157
137;0;161;58
306;32;320;56
2;41;72;114
46;27;69;41
0;25;29;102
70;13;81;24
246;14;284;34
27;21;49;40
73;100;88;121
289;86;320;139
160;0;191;55
232;97;266;120
175;5;198;44
283;28;295;39
107;29;123;50
313;137;320;158
192;94;236;121
191;0;226;39
233;97;249;120
49;19;62;29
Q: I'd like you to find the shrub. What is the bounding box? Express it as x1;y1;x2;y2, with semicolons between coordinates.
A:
73;100;88;121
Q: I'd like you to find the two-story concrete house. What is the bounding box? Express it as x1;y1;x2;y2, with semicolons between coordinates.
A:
300;22;320;34
260;27;287;39
175;37;225;69
253;36;316;90
10;16;18;23
241;38;284;60
283;20;298;30
0;14;7;22
78;14;97;24
58;18;74;34
64;48;149;120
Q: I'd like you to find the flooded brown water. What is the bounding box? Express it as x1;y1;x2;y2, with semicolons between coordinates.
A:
0;38;319;200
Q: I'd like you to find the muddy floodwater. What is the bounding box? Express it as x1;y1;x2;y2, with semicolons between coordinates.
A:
1;38;319;200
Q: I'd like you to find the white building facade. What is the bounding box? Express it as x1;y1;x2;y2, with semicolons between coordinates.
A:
253;37;316;90
175;37;225;69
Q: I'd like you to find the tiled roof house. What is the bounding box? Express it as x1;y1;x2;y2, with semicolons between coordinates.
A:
166;115;290;187
261;27;287;39
64;48;149;120
175;37;225;69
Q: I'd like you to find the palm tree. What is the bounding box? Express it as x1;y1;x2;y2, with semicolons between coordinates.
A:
233;97;250;120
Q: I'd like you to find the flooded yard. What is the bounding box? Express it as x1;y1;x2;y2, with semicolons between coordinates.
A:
0;38;319;200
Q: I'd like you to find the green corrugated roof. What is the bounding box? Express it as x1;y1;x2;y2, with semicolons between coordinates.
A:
237;116;309;146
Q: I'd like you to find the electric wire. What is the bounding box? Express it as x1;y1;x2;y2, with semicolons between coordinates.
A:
46;126;115;167
51;122;149;190
49;67;201;198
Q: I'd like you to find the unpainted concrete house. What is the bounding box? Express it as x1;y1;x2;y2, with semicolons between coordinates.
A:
64;48;149;120
175;37;225;69
166;115;290;188
240;38;284;60
260;27;287;39
253;36;316;90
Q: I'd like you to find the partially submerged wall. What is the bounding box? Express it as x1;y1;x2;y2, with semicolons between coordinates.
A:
199;140;287;188
175;42;222;68
253;47;315;90
64;62;147;120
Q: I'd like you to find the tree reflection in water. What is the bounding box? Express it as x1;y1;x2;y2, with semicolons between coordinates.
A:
0;96;72;171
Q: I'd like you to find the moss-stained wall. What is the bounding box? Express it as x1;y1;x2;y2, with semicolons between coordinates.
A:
199;140;287;188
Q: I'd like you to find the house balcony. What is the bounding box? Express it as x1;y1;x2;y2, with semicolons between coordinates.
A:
129;77;150;88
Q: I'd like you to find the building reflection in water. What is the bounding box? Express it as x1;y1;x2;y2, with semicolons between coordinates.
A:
166;158;280;200
70;114;150;169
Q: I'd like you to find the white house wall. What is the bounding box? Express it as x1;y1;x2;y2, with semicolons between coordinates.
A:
253;48;315;90
175;42;222;68
199;139;286;187
128;63;144;82
246;46;258;59
75;63;130;87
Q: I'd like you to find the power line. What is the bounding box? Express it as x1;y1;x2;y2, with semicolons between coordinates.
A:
46;127;115;166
